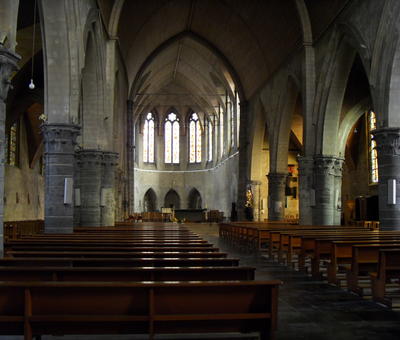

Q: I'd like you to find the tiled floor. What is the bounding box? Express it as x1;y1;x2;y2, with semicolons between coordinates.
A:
2;223;400;340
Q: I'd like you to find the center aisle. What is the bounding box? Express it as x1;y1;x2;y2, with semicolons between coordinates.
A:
185;223;400;340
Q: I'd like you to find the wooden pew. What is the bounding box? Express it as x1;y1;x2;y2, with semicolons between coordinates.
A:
6;240;213;247
5;250;228;259
0;257;240;267
327;242;400;287
5;245;220;252
370;249;400;307
274;227;372;263
306;234;400;279
0;280;281;340
0;266;256;282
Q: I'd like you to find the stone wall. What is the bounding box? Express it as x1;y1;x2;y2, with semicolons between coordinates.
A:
4;117;44;221
134;153;238;219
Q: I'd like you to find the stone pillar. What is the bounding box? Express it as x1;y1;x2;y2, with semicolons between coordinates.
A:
313;155;343;225
372;128;400;230
127;100;135;215
73;152;81;227
297;156;314;225
237;101;250;220
79;149;103;226
333;158;344;225
0;45;19;256
42;124;80;233
267;172;287;221
101;151;118;226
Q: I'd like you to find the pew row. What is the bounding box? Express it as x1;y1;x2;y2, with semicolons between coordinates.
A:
370;249;400;307
0;280;281;340
0;257;240;267
0;266;256;282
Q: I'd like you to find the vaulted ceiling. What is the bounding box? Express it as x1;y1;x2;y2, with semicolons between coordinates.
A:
104;0;351;115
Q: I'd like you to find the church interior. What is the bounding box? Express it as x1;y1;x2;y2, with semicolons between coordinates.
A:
1;0;400;339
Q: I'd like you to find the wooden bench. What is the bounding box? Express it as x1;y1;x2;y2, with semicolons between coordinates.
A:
5;250;228;259
6;240;213;247
370;249;400;307
5;245;220;252
0;280;281;340
0;266;256;282
0;257;240;267
326;242;400;287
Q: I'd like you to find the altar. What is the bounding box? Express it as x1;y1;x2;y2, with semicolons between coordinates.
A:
174;209;207;222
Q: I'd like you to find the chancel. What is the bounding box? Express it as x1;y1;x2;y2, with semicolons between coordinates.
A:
1;0;400;339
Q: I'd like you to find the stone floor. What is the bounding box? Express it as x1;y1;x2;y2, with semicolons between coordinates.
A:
2;223;400;339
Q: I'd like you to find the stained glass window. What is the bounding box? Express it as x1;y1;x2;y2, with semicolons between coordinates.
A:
165;112;180;164
7;121;18;166
219;108;224;158
189;113;202;163
227;95;234;148
143;112;155;163
208;119;213;162
368;111;378;184
236;90;240;147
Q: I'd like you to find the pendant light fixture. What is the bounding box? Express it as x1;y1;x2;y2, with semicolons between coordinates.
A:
29;0;37;90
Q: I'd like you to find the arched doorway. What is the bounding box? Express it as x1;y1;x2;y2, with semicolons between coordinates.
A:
188;188;202;209
143;189;157;212
164;189;180;209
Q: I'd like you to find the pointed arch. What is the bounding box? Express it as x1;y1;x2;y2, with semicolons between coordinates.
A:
143;188;157;212
129;31;245;103
188;111;202;163
188;188;202;209
164;109;180;164
164;189;180;209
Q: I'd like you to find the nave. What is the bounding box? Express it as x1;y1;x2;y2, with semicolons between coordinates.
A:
2;222;400;339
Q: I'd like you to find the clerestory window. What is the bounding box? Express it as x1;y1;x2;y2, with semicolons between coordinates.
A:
165;112;180;164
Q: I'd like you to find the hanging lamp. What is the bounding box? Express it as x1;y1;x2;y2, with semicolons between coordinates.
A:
29;0;37;90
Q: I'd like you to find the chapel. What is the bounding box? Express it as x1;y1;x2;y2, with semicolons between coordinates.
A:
1;1;400;339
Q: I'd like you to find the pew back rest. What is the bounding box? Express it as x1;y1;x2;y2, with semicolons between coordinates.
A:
0;280;281;337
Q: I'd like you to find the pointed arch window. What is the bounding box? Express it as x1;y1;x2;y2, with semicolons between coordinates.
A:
368;110;378;184
189;112;202;163
143;112;155;163
165;112;180;164
208;118;213;162
236;90;240;147
219;107;224;158
7;120;19;167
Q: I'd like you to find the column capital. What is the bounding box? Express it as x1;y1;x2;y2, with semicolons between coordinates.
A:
0;45;20;101
372;127;400;156
333;157;344;177
41;123;80;155
314;155;343;176
297;155;314;174
267;172;287;186
77;149;103;166
102;151;119;167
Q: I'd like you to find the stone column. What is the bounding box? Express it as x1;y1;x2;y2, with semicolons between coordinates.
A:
0;45;19;256
297;156;314;225
127;100;135;215
73;151;81;227
333;158;344;225
313;155;342;225
237;101;250;220
372;128;400;230
267;172;287;221
78;149;103;226
42;124;80;233
101;151;118;226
